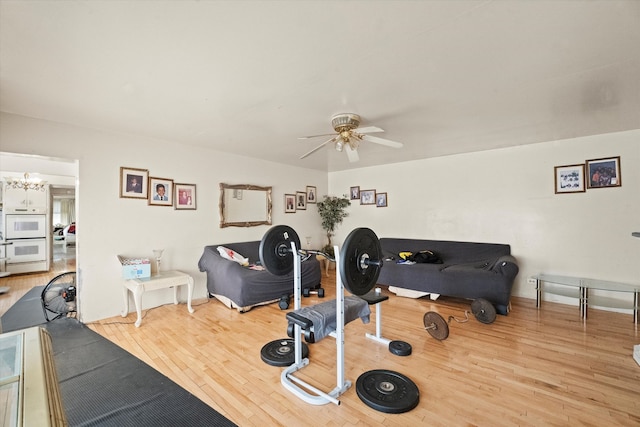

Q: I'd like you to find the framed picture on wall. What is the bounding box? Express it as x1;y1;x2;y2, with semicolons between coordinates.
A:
350;186;360;200
296;191;307;210
586;156;621;189
306;186;317;204
175;183;196;210
554;164;585;194
360;189;375;205
376;192;388;207
285;194;296;213
120;167;149;199
148;177;174;206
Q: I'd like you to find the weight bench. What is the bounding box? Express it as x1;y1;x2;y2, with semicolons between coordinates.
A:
260;225;421;412
259;226;387;406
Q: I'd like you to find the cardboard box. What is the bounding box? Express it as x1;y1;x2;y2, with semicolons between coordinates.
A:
118;255;151;279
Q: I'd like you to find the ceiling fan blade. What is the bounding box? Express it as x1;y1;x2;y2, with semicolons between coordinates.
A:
345;143;360;163
300;136;337;159
298;133;336;140
356;126;384;134
361;134;404;148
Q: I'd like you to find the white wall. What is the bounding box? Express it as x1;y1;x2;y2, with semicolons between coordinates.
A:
329;130;640;308
2;111;638;319
0;112;327;322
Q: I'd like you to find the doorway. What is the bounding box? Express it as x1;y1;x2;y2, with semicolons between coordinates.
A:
0;152;79;276
51;185;76;267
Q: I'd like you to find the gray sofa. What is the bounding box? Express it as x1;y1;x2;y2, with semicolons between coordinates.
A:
198;241;321;312
377;238;518;315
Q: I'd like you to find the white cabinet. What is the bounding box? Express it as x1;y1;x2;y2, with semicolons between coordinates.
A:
2;185;49;212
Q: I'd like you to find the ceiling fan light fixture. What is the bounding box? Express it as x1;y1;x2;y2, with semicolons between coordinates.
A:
331;113;360;131
299;112;403;162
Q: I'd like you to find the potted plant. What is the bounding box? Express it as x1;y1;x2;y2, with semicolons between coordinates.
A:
316;195;351;258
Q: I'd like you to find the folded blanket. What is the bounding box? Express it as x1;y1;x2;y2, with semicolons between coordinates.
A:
287;296;370;342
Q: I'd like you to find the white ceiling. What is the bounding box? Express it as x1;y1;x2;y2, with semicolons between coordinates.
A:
1;1;639;172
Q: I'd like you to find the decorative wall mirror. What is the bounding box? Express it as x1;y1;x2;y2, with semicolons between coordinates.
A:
219;183;272;228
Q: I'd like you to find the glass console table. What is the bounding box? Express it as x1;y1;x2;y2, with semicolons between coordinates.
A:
534;274;640;324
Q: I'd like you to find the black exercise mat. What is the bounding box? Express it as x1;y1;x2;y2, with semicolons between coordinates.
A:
45;318;237;427
0;285;46;333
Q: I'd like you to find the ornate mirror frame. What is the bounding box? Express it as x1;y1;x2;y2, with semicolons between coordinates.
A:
219;183;272;228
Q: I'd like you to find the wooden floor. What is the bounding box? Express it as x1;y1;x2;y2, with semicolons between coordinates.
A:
2;265;639;426
0;255;76;318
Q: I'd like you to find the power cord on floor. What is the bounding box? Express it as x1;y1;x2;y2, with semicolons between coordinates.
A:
85;298;211;326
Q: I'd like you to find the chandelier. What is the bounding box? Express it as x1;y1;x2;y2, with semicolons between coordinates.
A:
4;173;47;192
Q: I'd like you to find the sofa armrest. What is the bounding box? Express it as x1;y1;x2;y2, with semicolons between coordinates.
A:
490;255;519;278
198;246;247;276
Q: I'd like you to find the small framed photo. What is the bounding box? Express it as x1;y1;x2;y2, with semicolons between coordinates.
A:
149;177;174;206
296;191;307;210
120;167;148;199
306;186;317;204
175;183;196;210
554;164;585;194
285;194;296;213
586;156;621;189
376;192;388;207
350;186;360;200
360;189;376;205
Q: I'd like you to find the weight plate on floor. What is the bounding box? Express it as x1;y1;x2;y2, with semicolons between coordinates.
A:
471;298;497;324
423;311;449;340
259;225;301;276
389;340;412;356
356;369;420;414
260;339;309;367
340;228;383;296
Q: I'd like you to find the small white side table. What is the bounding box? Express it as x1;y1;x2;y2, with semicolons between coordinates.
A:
121;270;194;327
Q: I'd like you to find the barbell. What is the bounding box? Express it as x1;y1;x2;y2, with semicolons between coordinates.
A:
259;225;384;297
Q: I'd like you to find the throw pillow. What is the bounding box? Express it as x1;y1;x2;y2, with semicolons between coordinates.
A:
217;246;249;266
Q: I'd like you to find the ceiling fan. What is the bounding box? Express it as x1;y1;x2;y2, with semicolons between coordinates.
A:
299;113;403;162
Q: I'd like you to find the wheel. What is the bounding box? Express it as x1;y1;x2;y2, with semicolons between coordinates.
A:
318;288;325;298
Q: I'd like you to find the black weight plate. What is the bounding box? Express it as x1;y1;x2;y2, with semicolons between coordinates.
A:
340;228;383;296
471;298;497;324
389;340;412;356
356;369;420;414
260;339;309;367
259;225;301;276
423;311;449;340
